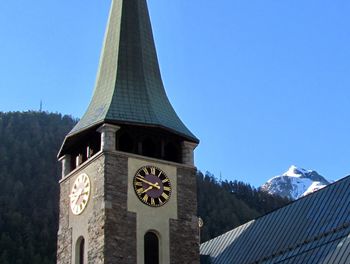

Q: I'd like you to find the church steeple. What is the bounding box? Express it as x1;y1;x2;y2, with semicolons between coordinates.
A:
59;0;198;157
57;2;200;263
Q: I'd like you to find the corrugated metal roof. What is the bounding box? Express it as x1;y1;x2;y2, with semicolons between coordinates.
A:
200;175;350;264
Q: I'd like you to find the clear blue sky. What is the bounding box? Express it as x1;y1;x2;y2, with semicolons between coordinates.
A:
1;0;349;187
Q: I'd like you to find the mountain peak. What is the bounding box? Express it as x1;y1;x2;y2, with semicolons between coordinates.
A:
261;166;330;200
282;165;309;177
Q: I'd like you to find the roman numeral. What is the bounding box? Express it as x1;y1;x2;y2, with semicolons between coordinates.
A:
155;198;160;205
143;194;149;202
151;167;156;175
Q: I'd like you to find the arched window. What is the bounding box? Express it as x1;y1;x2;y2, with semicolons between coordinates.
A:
144;232;159;264
76;237;85;264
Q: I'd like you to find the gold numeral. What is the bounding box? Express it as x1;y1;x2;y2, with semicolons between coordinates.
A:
164;186;171;191
162;193;169;200
143;168;149;175
143;194;149;202
162;178;169;183
151;167;156;175
151;198;155;206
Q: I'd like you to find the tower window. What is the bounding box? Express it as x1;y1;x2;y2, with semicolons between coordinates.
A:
144;232;159;264
142;137;157;158
164;142;180;163
119;132;135;153
76;237;85;264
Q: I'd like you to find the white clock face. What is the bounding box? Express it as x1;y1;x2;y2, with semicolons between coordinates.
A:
70;173;91;215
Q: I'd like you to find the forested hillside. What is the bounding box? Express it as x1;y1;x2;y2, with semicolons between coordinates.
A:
0;112;76;264
0;111;289;263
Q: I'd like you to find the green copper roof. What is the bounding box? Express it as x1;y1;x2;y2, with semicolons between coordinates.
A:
67;0;198;143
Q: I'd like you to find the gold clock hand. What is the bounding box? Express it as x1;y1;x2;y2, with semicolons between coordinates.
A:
141;186;153;194
136;177;160;189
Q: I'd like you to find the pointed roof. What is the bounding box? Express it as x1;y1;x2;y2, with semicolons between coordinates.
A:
59;0;198;156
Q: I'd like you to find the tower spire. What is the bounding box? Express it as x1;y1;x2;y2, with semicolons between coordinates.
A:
57;2;200;262
59;0;198;157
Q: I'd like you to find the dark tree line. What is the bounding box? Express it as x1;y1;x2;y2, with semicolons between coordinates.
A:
0;111;76;264
197;172;290;243
0;111;289;263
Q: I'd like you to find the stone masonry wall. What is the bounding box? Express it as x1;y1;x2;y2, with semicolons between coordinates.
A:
87;155;106;264
170;166;200;264
57;180;72;264
104;153;137;264
57;151;196;264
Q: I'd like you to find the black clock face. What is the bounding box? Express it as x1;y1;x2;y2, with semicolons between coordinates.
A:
133;166;172;207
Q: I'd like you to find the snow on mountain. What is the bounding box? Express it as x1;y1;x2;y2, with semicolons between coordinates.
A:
260;165;330;200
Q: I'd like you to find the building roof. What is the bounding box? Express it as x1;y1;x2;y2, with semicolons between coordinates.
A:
200;175;350;264
58;0;198;157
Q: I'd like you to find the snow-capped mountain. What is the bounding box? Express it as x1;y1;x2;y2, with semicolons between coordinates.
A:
260;165;330;200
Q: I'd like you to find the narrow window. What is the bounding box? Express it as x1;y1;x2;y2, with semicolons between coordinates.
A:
76;237;85;264
142;137;157;158
119;133;135;153
164;142;180;163
144;232;159;264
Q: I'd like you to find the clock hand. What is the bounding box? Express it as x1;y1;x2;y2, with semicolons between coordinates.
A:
71;188;86;204
136;177;160;189
141;186;153;194
72;196;80;205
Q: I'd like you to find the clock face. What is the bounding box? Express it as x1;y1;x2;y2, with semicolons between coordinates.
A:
133;166;172;207
70;173;91;215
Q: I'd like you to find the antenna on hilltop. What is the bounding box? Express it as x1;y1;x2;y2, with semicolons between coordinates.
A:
39;100;43;112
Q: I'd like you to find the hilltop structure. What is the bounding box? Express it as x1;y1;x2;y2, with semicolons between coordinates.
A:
56;0;199;263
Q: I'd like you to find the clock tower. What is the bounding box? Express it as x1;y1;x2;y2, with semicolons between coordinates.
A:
56;0;199;264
